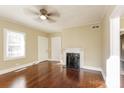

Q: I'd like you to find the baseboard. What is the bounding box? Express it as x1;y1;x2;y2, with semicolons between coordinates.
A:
47;59;61;62
83;66;106;81
35;60;49;64
35;59;61;64
83;66;102;71
15;67;27;72
0;62;35;75
101;70;106;81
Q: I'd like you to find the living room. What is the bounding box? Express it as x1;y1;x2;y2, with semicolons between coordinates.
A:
0;5;122;89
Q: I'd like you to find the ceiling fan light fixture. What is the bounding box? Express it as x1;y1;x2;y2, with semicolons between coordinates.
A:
40;15;47;20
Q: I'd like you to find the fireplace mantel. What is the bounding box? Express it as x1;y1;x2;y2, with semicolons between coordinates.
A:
63;48;84;68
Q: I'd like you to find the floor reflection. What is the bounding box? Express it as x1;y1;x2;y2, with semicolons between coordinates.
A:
66;68;80;81
9;76;26;88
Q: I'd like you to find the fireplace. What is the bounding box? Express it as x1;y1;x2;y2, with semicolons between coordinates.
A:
63;48;84;68
66;53;80;69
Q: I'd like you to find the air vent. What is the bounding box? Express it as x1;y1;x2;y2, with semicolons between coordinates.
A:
92;25;100;29
90;24;100;31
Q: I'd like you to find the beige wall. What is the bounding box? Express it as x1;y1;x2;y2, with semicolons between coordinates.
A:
0;19;49;70
120;18;124;29
49;32;62;37
120;18;124;36
61;25;102;68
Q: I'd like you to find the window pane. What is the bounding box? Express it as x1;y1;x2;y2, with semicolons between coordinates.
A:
5;30;25;59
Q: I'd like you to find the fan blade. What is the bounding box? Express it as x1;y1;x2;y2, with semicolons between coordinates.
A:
47;12;60;17
24;8;40;16
47;17;56;22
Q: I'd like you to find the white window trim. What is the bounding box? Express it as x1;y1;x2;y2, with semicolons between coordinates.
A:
3;28;26;61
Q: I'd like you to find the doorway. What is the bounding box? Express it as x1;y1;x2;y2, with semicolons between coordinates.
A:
51;37;62;61
38;36;48;62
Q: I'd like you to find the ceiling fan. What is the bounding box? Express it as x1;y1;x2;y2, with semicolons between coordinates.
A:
24;6;60;23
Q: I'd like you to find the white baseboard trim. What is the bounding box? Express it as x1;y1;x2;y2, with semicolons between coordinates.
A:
35;60;42;64
47;59;61;61
35;59;61;64
83;66;102;71
35;60;49;64
0;62;35;75
83;66;106;81
15;67;27;72
101;70;106;81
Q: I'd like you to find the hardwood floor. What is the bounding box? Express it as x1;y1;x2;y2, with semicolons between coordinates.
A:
0;61;105;88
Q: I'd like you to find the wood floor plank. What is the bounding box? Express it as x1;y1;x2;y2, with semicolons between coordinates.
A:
0;61;105;88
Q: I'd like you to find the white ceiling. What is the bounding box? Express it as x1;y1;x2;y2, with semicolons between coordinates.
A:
0;5;107;33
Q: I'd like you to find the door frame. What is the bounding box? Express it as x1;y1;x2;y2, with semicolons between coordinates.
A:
51;36;62;62
106;6;124;88
37;36;48;63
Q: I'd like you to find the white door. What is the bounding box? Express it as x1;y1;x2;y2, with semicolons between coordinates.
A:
38;36;48;62
51;37;61;61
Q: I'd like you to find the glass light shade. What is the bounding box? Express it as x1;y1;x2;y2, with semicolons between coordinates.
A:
40;15;47;20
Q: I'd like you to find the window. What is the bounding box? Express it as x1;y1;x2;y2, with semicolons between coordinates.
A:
4;29;25;61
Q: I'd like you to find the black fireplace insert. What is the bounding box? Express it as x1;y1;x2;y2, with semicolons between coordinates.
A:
66;53;80;69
